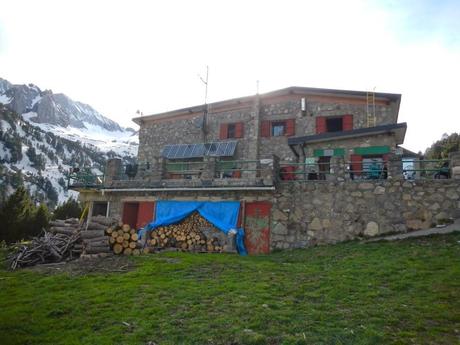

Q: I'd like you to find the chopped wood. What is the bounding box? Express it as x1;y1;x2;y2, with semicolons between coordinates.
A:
80;230;105;239
86;222;107;231
123;248;132;255
113;243;123;254
122;224;131;232
131;233;138;241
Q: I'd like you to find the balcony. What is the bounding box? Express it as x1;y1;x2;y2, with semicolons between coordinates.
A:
68;156;278;191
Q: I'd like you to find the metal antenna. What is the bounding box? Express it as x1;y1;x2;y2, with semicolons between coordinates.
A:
198;66;209;142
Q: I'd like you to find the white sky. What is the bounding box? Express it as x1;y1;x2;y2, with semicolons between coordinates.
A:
0;0;459;153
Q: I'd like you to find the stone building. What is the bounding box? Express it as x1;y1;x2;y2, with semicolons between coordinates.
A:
71;86;460;254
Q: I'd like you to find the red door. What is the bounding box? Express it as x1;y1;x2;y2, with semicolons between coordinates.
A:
136;202;155;229
122;202;139;229
244;202;271;254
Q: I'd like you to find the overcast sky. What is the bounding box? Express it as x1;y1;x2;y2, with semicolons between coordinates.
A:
0;0;459;152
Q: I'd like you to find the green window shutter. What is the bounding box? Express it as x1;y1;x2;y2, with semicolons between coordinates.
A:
333;148;345;156
313;149;323;157
354;146;390;155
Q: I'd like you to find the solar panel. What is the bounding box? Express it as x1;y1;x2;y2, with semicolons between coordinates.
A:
162;141;237;159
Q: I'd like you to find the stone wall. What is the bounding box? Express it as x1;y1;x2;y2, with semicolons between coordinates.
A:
137;94;400;164
271;179;460;249
80;177;460;253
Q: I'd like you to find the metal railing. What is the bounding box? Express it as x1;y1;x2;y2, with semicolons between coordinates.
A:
165;161;208;179
402;159;451;180
279;162;332;182
67;171;105;188
215;160;262;178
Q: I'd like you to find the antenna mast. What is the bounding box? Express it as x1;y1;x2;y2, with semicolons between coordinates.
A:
199;66;209;142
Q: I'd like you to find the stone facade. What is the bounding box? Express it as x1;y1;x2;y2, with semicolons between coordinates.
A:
137;88;401;165
79;177;460;252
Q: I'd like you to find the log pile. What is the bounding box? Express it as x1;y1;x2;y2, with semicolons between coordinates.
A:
81;216;118;256
49;218;82;255
146;212;225;252
107;222;142;256
8;231;80;270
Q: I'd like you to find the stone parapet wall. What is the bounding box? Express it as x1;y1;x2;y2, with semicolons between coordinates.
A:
271;179;460;249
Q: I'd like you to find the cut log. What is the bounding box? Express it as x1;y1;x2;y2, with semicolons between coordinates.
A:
122;224;131;232
86;222;107;231
117;230;124;236
123;233;131;240
142;247;151;254
113;243;123;254
132;249;140;256
109;237;116;245
131;233;138;241
91;216;117;226
81;230;105;239
130;229;136;235
106;227;113;235
116;236;124;244
128;241;136;249
123;248;132;255
111;232;118;239
122;241;129;248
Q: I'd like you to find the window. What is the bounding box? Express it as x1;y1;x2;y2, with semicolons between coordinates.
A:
227;123;236;138
326;117;343;132
316;114;353;134
220;122;244;139
92;202;108;217
261;119;295;137
271;121;286;136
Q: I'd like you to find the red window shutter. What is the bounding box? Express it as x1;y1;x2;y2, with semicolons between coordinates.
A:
343;114;353;131
350;154;363;176
316;116;326;134
235;122;244;138
261;120;270;137
285;119;295;136
219;124;228;139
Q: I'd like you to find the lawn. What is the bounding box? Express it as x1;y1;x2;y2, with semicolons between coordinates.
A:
1;233;460;345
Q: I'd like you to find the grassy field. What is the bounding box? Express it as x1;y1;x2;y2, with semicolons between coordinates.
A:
1;233;460;345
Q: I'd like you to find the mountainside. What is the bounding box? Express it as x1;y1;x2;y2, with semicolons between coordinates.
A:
0;78;139;208
0;77;138;157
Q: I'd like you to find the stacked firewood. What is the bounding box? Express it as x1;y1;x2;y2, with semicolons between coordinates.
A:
107;222;142;256
8;231;80;270
49;218;82;255
80;216;118;255
147;212;224;252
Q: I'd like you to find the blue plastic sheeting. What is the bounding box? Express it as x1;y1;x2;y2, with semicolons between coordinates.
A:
145;201;247;255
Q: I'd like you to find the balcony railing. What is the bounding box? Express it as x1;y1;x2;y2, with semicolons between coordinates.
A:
67;153;460;190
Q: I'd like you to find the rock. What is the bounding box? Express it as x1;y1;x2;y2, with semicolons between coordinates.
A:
373;186;385;195
351;191;362;197
309;217;322;231
435;211;449;221
445;190;459;200
322;219;331;228
272;209;288;221
358;183;374;190
406;219;423;230
402;194;411;201
272;222;288;235
429;202;440;211
364;221;379;237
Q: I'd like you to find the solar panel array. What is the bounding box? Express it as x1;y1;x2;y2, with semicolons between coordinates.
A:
162;141;238;159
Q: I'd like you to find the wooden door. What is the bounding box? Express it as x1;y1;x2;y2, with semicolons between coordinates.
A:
136;202;155;229
244;201;271;254
122;202;139;229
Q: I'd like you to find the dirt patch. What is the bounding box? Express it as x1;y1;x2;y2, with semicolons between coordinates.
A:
25;255;137;276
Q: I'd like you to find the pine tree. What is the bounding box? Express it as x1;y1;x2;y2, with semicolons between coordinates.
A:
34;203;50;233
0;186;35;243
53;198;82;220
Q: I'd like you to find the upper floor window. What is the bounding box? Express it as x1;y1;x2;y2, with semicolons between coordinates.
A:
271;121;286;136
261;119;295;137
316;114;353;134
220;122;244;139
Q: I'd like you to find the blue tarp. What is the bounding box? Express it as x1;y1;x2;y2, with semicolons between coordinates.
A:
144;201;247;255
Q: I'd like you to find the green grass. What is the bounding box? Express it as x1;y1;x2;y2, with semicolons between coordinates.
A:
1;233;460;345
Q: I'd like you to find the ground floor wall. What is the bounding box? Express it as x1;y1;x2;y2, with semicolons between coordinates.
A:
78;178;460;253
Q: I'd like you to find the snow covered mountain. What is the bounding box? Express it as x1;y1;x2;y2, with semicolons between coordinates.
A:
0;78;138;207
0;78;138;157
